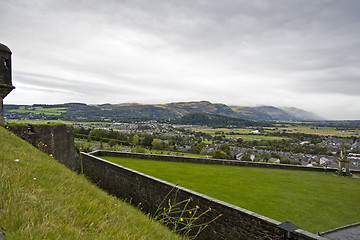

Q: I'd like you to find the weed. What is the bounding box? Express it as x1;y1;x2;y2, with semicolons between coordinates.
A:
154;186;222;239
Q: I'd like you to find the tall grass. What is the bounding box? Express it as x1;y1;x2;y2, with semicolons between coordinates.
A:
0;127;185;240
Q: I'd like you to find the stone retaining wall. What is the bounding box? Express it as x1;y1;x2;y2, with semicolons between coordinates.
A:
80;151;326;240
8;124;76;169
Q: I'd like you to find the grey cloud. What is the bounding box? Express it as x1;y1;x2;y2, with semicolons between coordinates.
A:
14;71;139;96
293;69;360;96
1;0;360;119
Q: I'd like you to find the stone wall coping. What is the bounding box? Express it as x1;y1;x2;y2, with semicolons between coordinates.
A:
294;229;325;240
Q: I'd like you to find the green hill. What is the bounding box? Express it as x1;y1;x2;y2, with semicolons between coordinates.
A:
174;113;258;127
5;101;323;122
0;126;184;240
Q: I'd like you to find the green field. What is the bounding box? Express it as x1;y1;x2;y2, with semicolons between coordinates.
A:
0;127;184;240
196;125;360;138
232;134;287;141
8;106;67;115
195;127;288;141
7;119;71;124
195;128;253;135
102;156;360;234
277;125;360;137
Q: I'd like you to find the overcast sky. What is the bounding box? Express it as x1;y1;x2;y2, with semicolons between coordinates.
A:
1;0;360;120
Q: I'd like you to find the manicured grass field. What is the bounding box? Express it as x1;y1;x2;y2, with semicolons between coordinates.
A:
0;127;184;240
102;156;360;234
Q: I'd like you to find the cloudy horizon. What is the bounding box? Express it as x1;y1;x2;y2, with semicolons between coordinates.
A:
1;0;360;120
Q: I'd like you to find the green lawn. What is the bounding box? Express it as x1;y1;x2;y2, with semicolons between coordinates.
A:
0;127;184;240
102;156;360;234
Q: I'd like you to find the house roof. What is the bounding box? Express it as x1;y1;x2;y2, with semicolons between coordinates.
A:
268;157;280;163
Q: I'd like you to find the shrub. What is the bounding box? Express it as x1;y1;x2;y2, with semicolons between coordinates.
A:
134;146;146;153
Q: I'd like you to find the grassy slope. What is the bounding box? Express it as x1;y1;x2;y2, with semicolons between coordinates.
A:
102;157;360;234
0;127;184;240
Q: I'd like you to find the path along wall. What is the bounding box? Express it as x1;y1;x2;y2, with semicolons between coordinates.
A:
80;151;326;240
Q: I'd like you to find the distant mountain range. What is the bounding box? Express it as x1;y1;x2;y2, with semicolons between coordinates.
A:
5;101;323;123
100;101;323;122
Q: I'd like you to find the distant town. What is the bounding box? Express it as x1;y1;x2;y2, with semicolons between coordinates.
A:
4;102;360;171
72;121;360;171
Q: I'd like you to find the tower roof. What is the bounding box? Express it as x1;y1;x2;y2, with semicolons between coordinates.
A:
0;43;11;53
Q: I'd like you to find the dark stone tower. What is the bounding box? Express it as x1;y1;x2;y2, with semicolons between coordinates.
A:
0;43;15;124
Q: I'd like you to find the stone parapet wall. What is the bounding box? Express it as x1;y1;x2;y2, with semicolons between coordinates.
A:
8;124;76;169
80;151;326;240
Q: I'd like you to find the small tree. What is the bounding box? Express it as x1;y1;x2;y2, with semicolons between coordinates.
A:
141;134;153;148
134;146;146;153
108;139;117;148
152;138;165;150
212;150;230;159
241;150;252;161
219;143;231;156
236;138;244;144
259;153;270;162
132;134;139;146
188;145;200;154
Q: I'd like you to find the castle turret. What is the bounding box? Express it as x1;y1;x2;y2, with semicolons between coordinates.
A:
0;43;15;124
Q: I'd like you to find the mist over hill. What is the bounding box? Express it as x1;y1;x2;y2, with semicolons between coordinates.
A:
230;105;323;121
